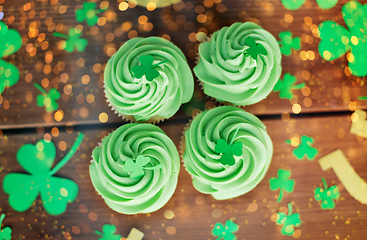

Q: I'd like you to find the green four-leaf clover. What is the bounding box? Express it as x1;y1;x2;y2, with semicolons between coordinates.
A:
318;1;367;77
278;31;301;56
314;177;340;210
76;2;107;27
276;203;302;235
0;214;11;240
287;135;318;160
35;83;60;112
132;55;168;81
270;169;295;202
2;134;84;215
54;28;88;53
244;37;267;66
212;219;238;240
0;21;22;94
123;155;162;179
273;73;305;100
95;224;121;240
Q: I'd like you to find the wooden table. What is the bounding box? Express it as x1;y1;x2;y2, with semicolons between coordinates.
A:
1;0;367;239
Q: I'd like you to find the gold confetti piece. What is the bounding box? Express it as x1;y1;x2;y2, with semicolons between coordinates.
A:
319;149;367;205
350;109;367;138
127;228;144;240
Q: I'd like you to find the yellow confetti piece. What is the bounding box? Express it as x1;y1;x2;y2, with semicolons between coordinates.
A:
350;110;367;138
319;149;367;205
127;228;144;240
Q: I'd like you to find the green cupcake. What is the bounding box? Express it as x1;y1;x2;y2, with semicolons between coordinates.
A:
89;123;180;214
194;22;282;106
182;106;273;200
104;36;194;122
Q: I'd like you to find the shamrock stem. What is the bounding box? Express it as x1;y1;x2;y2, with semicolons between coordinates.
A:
259;55;267;66
53;32;69;39
0;213;5;226
96;8;107;14
34;83;47;95
291;83;306;90
95;230;103;236
322;177;328;190
288;203;293;216
358;96;367;100
285;139;291;144
48;133;84;176
277;189;283;202
151;60;169;68
229;124;241;145
143;164;163;170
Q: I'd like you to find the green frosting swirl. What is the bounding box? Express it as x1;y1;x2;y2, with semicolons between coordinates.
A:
183;106;273;200
193;22;282;106
89;123;180;214
104;37;194;121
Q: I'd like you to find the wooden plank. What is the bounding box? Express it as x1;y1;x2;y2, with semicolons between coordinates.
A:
1;114;367;239
1;0;366;129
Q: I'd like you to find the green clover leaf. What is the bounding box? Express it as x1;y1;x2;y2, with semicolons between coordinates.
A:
269;169;295;202
278;31;301;56
0;214;12;240
132;55;168;81
286;135;318;160
273;73;305;100
0;21;22;94
35;83;60;112
318;1;367;77
276;203;301;235
314;177;340;210
95;224;121;240
2;133;84;215
123;155;162;179
54;28;88;53
212;219;238;240
76;2;107;27
214;125;242;166
281;0;337;10
244;37;267;66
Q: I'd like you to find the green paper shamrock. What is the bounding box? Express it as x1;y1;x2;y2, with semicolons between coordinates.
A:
0;214;11;240
286;135;318;160
281;0;337;10
276;203;301;235
76;2;107;27
3;133;84;215
273;73;305;100
318;1;367;77
123;155;162;179
244;37;267;66
269;169;295;202
278;31;301;56
132;55;168;81
35;83;60;112
0;21;22;94
95;224;121;240
314;177;340;210
214;125;242;166
54;28;88;53
212;219;238;240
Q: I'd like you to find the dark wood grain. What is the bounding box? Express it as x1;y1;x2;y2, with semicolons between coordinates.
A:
1;114;367;239
0;0;366;129
2;0;367;239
